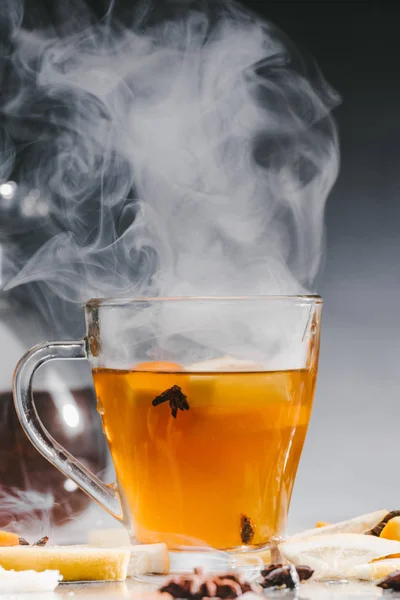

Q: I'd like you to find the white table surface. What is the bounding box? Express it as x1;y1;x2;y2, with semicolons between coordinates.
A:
4;580;395;600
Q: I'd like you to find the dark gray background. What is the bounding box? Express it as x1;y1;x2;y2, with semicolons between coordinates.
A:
255;1;400;529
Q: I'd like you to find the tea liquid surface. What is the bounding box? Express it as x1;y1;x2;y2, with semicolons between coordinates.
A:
93;367;315;549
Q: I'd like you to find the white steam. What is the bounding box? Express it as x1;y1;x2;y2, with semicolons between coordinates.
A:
0;487;54;538
2;0;339;310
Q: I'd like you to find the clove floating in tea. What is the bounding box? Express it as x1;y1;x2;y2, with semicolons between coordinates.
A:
240;514;254;545
152;385;190;418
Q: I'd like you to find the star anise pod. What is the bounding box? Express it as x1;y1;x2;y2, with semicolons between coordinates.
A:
17;535;49;546
18;537;30;546
260;563;312;589
261;563;313;582
33;536;49;546
152;385;190;418
295;565;314;581
159;567;260;599
377;570;400;591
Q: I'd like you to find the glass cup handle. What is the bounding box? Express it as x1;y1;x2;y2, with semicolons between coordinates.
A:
12;340;123;521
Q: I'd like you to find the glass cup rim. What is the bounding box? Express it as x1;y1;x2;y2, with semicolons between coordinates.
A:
86;294;322;309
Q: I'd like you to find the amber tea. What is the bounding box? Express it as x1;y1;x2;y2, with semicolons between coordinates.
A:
93;362;316;550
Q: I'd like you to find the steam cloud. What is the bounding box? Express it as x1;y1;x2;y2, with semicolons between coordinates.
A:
0;0;339;539
1;0;339;334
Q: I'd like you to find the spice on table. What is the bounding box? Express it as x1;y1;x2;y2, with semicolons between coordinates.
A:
159;567;260;599
33;536;49;547
377;570;400;591
0;533;49;547
260;563;311;589
295;565;314;581
18;538;30;546
260;563;313;583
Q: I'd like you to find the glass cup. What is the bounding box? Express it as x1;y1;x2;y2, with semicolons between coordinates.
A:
13;296;321;570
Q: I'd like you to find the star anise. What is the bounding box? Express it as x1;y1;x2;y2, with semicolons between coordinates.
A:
152;385;190;418
295;565;314;581
33;536;49;546
159;567;261;599
260;563;313;589
17;535;49;546
377;570;400;591
18;537;30;546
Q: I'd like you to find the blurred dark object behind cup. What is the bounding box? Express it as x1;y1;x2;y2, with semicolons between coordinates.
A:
0;295;109;533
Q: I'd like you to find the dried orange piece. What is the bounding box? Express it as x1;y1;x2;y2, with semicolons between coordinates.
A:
381;517;400;542
135;361;182;372
315;521;331;528
371;552;400;562
0;532;23;546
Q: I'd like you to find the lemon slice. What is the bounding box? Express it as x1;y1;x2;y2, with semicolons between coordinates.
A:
279;533;400;579
0;545;130;581
351;559;400;581
290;510;389;540
88;533;170;575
